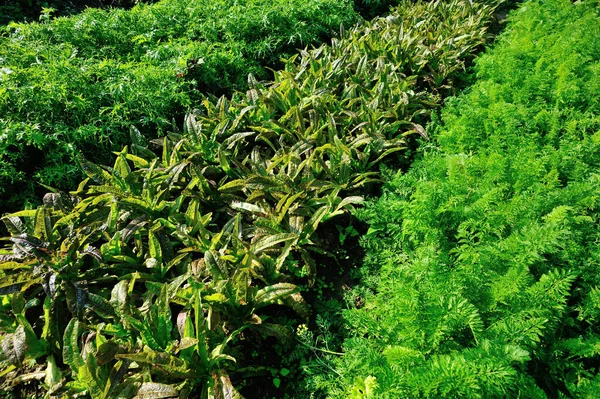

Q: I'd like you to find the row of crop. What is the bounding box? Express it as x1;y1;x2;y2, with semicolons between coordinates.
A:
0;0;400;25
0;0;144;25
0;1;501;397
0;0;360;211
329;0;600;397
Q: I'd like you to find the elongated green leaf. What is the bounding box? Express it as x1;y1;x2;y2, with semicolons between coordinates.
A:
277;192;304;223
34;207;51;243
110;280;130;316
63;318;84;371
205;250;228;279
117;349;193;379
1;325;26;367
10;234;50;256
0;261;33;271
301;249;317;287
0;272;41;295
230;201;265;215
2;215;26;235
254;323;294;345
124;153;150;168
86;292;116;319
155;285;172;347
282;292;311;321
224;131;256;149
44;355;62;392
302;205;330;239
252;233;298;254
78;155;113;184
255;283;299;308
194;290;209;368
180;311;196;361
219;179;248;193
136;382;178;399
96;342;120;366
329;196;364;218
123;315;161;351
148;229;163;267
102;359;133;399
82;354;104;399
211;374;244;399
15;314;43;355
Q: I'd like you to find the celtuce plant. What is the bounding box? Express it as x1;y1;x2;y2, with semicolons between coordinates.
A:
0;0;501;397
334;0;600;397
0;0;359;210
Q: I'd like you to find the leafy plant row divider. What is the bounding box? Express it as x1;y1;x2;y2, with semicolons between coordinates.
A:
0;1;502;397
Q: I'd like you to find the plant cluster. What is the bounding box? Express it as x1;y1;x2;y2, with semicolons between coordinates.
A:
0;0;149;25
0;0;359;210
332;0;600;397
0;0;501;397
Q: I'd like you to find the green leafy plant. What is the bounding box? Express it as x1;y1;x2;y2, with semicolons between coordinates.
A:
0;0;151;25
332;0;600;397
0;0;360;210
0;0;502;396
0;143;312;397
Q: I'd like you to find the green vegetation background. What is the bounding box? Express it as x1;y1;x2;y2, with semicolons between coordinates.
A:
0;0;361;210
0;0;504;397
329;0;600;397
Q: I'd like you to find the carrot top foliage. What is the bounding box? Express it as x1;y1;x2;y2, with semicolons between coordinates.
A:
333;0;600;397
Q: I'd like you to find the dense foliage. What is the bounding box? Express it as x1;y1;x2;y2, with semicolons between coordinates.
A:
0;1;500;397
331;0;600;397
0;0;358;210
0;0;400;25
0;0;146;25
352;0;400;19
